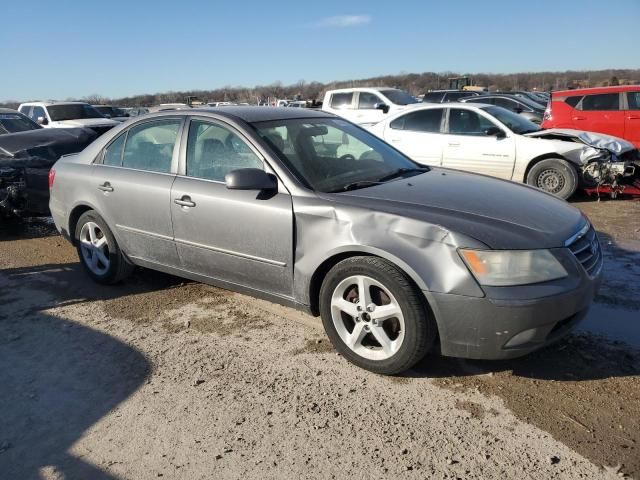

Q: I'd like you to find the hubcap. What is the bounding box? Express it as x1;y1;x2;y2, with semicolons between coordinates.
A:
537;168;565;194
79;221;110;275
330;275;405;361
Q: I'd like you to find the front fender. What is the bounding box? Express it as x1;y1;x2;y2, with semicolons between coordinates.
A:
292;197;485;306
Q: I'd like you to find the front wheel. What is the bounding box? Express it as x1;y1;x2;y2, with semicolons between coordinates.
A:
319;256;435;375
526;158;578;199
75;210;133;284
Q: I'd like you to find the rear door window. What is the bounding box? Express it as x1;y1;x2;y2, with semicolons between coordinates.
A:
580;93;620;111
392;109;444;132
121;119;181;173
330;93;354;109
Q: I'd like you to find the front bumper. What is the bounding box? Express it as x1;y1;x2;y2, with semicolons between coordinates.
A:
426;247;603;360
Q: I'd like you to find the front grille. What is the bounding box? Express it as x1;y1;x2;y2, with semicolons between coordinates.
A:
566;224;602;277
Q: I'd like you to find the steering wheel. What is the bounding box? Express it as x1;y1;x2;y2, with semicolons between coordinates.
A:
339;154;356;161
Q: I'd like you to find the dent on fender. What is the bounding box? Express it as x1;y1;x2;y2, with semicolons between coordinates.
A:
292;197;485;305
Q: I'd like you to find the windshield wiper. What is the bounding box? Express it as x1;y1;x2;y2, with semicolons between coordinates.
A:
328;180;385;193
376;167;429;182
328;167;429;193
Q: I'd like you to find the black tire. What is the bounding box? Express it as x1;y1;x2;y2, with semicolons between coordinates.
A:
526;158;578;199
74;210;133;284
319;256;436;375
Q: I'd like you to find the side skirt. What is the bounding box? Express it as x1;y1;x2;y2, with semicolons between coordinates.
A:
129;256;314;315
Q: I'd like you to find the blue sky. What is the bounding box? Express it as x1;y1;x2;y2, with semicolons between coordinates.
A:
1;0;638;101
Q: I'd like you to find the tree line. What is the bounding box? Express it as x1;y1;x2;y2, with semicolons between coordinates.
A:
2;68;638;109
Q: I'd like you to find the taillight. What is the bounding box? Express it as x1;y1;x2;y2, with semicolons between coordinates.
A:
543;105;552;122
48;168;56;189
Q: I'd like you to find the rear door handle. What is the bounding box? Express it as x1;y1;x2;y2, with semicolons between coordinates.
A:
628;115;640;120
448;142;460;147
98;182;114;192
572;116;586;121
174;196;196;208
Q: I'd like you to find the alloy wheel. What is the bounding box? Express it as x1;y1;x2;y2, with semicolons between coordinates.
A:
330;275;405;361
79;221;110;276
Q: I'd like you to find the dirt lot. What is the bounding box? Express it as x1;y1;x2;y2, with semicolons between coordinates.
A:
1;197;639;480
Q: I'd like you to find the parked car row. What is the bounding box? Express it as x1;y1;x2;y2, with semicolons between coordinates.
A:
366;103;639;199
48;106;603;374
0;108;97;217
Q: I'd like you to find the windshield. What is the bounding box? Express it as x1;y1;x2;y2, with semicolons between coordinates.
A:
47;104;105;121
483;106;541;134
380;89;419;106
0;113;41;134
251;117;425;192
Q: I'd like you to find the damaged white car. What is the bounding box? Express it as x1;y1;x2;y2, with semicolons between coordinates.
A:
367;103;639;199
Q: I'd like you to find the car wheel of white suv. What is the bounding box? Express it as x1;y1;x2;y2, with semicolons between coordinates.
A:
319;256;436;375
75;211;134;284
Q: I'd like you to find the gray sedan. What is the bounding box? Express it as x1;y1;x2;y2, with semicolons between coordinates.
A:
49;108;602;374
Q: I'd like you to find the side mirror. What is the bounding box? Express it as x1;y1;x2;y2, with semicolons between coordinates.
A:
37;116;48;125
225;168;277;191
374;103;390;114
485;126;506;138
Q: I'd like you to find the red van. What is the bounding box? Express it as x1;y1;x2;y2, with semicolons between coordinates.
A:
542;85;640;147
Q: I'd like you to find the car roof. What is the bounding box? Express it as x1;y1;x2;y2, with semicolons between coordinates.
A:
187;107;333;123
552;85;640;96
19;101;90;107
404;102;489;111
325;87;399;94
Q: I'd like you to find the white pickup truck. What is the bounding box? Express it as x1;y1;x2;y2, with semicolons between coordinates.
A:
17;101;119;136
322;87;418;125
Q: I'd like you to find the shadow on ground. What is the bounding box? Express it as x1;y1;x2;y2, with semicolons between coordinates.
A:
0;310;151;479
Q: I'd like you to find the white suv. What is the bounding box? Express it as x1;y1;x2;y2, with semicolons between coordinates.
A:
322;87;418;125
17;101;119;136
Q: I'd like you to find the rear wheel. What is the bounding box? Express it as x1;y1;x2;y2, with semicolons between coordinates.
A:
75;211;133;284
319;256;435;375
526;158;578;199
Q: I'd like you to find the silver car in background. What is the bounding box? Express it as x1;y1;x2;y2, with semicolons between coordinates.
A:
49;108;602;374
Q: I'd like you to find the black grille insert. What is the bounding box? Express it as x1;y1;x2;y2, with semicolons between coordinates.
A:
566;225;602;277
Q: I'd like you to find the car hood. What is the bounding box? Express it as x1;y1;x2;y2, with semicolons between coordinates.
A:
525;128;635;155
324;168;585;250
51;118;119;128
0;127;98;167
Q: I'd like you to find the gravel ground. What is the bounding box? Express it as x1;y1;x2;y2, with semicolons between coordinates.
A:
0;198;638;480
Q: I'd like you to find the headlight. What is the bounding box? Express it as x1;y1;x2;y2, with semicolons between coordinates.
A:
459;249;567;286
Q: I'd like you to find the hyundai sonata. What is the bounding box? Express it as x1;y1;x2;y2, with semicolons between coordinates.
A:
49;108;602;374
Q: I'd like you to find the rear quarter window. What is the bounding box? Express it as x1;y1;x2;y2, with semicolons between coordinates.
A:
564;96;583;108
330;93;354;109
627;92;640;110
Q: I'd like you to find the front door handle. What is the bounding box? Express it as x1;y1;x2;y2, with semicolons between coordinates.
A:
448;142;460;147
628;115;640;120
572;116;586;121
98;182;114;192
174;196;196;208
